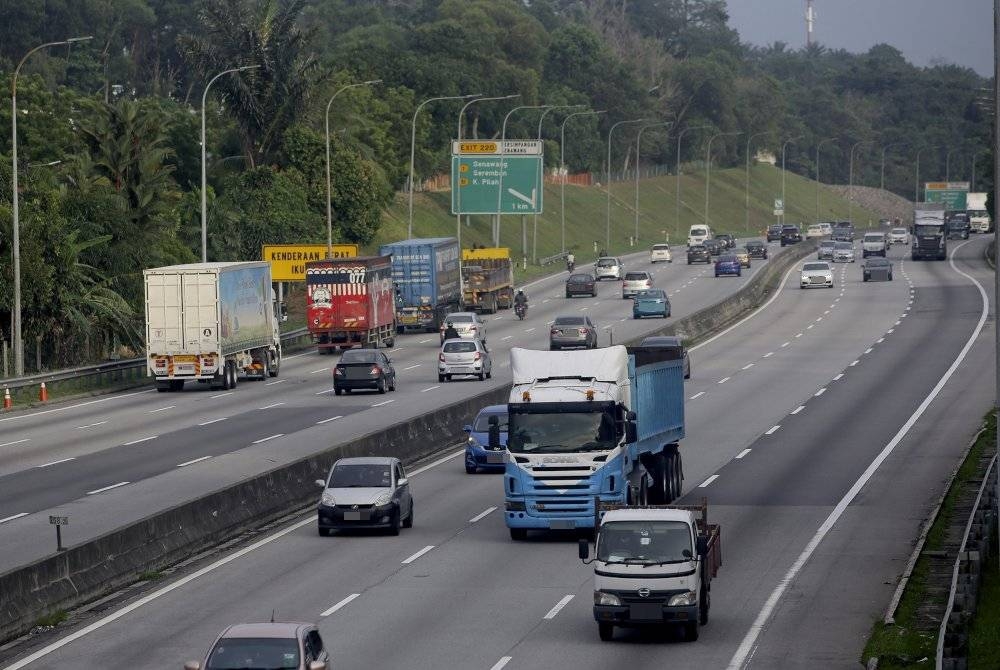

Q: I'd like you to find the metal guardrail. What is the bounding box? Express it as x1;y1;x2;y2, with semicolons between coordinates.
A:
539;251;569;266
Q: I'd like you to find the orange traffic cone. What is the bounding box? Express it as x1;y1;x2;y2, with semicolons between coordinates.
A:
39;382;48;402
3;387;11;410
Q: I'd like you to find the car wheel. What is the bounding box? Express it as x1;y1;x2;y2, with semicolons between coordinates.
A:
318;526;330;537
388;508;401;536
389;375;396;391
446;374;452;381
334;387;342;396
591;291;596;297
438;374;445;383
685;622;699;642
478;372;485;381
889;274;893;281
509;528;528;541
465;463;476;474
486;370;492;379
598;622;615;642
550;345;560;351
403;501;413;528
566;292;571;298
737;270;742;277
378;377;387;394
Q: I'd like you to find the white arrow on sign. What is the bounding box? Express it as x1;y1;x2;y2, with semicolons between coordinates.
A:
507;187;537;208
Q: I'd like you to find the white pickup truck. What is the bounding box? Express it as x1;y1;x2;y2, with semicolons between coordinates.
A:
861;232;887;258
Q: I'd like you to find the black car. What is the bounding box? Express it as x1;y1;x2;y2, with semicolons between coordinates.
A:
639;335;691;379
565;272;597;298
686;245;711;264
766;224;783;242
780;225;802;246
862;258;893;282
745;240;768;259
832;221;855;241
703;238;725;256
715;233;735;249
333;349;396;395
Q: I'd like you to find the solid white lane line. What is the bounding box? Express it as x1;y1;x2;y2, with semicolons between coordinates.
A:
198;417;227;426
148;405;175;414
124;436;157;446
252;434;283;444
0;513;29;524
87;482;129;495
698;474;720;488
542;298;550;304
850;360;860;366
525;327;536;332
401;545;435;565
718;377;731;384
690;392;706;400
833;373;844;381
816;317;823;322
37;457;75;468
420;386;440;393
735;448;752;459
762;352;774;358
0;438;30;448
315;389;334;395
310;368;328;374
372;400;394;408
544;595;575;619
419;338;432;344
790;406;805;415
258;402;285;410
895;320;901;326
469;506;497;523
210;392;233;399
403;364;422;370
75;421;108;430
490;657;513;670
316;416;343;425
765;425;781;435
390;347;405;353
177;456;212;468
265;379;286;386
742;363;755;370
501;335;513;341
815;388;827;397
321;593;360;617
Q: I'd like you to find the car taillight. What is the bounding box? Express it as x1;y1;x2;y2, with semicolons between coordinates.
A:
474;352;481;361
334;367;344;376
645;280;651;287
551;329;559;335
470;326;477;331
439;353;445;362
370;366;380;376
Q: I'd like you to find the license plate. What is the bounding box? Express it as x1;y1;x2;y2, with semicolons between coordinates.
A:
549;520;575;530
486;452;505;464
629;603;663;621
343;511;369;521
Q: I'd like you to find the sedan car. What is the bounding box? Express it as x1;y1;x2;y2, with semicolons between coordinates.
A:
439;311;486;344
863;257;893;282
186;622;329;670
888;227;910;245
565;272;597;298
686;244;711;264
817;240;837;260
715;233;735;249
832;241;856;263
622;271;653;298
800;261;834;289
745;240;768;259
818;222;834;236
650;243;673;263
550;315;598;350
333;349;396;395
594;256;624;281
639;335;690;379
439;338;492;381
780;225;803;246
805;224;825;238
316;457;413;535
632;289;671;319
766;224;783;242
463;404;508;473
714;254;742;277
735;249;751;268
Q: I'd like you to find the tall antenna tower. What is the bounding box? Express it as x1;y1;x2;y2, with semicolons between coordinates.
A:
806;0;816;47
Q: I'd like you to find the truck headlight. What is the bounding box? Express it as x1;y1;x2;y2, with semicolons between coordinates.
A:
320;492;336;506
373;492;392;506
594;591;621;606
668;591;697;606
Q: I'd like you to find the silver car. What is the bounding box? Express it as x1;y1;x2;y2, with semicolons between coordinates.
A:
316;456;413;535
621;271;653;298
832;241;856;263
186;622;329;670
439;311;487;344
817;240;836;260
594;257;624;281
439;338;492;381
888;227;909;245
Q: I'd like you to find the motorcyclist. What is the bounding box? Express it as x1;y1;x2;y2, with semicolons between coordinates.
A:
442;321;460;341
566;252;575;272
513;290;528;318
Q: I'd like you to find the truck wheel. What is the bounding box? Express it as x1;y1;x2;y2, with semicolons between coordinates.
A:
684;622;699;641
156;382;170;393
334;387;342;396
385;336;395;348
509;528;528;541
268;352;280;378
170;380;185;392
228;361;238;389
221;363;232;390
598;622;615;642
674;452;684;499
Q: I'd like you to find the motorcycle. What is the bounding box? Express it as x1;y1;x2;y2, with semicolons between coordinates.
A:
514;302;527;320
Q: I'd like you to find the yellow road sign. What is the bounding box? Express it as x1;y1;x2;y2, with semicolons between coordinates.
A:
262;244;358;281
459;141;498;153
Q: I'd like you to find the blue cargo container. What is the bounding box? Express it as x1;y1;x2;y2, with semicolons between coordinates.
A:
378;238;461;332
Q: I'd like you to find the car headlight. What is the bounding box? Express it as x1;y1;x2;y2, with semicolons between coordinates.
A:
468;437;479;446
594;591;622;606
373;492;392;506
668;591;698;606
321;491;336;506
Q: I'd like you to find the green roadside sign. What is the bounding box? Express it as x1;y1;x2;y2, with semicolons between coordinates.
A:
451;141;544;215
924;181;969;210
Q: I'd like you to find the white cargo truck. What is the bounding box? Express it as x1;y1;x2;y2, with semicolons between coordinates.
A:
968;192;991;233
144;262;282;392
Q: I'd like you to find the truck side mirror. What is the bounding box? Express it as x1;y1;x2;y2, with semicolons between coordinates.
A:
624;421;637;444
578;538;590;561
696;536;708;557
488;415;501;449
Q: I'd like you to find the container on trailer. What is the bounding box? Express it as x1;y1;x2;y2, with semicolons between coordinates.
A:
379;237;461;332
306;256;396;352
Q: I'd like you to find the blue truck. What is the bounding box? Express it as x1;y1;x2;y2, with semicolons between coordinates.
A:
379;237;461;333
492;344;685;540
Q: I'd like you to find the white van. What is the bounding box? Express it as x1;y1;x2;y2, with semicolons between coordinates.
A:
687;225;711;246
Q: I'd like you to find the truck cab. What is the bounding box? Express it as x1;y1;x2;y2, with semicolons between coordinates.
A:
911;204;947;260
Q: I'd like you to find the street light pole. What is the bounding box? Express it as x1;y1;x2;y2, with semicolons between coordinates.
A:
744;131;775;233
202;65;260;262
971;149;990;191
946;147;962;182
848;140;872;224
408;93;480;238
10;35;92;378
704;131;743;229
815;137;838;224
780;135;804;224
914;145;941;203
675;125;712;239
533;104;584;262
497;104;551;250
607;118;646;250
325;79;380;259
560;110;605;253
635;121;673;243
880;142;905;192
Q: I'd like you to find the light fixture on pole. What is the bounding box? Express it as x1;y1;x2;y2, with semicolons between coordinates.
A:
10;35;92;379
780;135;804;224
408;93;481;238
635;122;673;243
914;145;941;203
325;79;380;259
848;140;873;224
496;104;551;249
815;137;838;223
201;65;260;263
560;110;605;253
744;131;775;233
532;104;585;261
675;124;712;238
606;118;646;250
704;131;743;229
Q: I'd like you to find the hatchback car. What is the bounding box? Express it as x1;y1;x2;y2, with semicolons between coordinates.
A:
439;311;486;344
735;249;751;268
464;404;508;473
550;315;598;350
766;224;783;242
439;338;492;381
333;349;396;395
594;257;624;281
632;289;671;319
817;240;837;260
686;245;711;264
863;257;893;282
621;271;654;298
745;240;768;259
780;225;802;246
888;227;910;245
715;233;735;249
650;243;673;263
639;335;691;379
316;456;413;535
800;261;834;289
186;622;329;670
833;241;856;263
714;254;742;277
805;224;825;239
565;272;597;298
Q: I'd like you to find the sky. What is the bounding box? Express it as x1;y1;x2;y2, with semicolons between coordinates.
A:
726;0;994;76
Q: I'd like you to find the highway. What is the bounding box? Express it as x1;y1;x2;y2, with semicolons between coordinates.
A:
0;241;787;572
3;236;992;670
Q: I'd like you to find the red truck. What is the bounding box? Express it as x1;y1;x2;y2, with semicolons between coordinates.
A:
306;256;396;353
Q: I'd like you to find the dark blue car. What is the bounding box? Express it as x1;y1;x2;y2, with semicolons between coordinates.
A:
464;404;508;473
714;254;742;277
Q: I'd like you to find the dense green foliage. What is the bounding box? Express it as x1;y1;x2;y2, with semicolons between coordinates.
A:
0;0;990;369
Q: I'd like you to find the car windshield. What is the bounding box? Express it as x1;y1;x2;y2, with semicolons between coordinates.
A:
508;410;618;453
554;317;585;326
597;520;693;565
473;412;508;432
636;289;665;299
803;263;829;271
328;463;391;488
596;259;617;267
340;350;378;364
624;272;648;281
914;224;943;235
864;234;883;241
891;228;908;234
443;341;478;353
207;637;300;670
835;242;853;250
568;274;592;282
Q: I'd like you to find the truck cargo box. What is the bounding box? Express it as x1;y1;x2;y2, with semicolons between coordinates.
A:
379;237;461;330
305;256;396;350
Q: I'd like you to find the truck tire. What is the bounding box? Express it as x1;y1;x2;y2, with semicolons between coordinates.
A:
268;352;280;378
509;528;528;541
170;380;185;392
228;361;238;389
221;363;232;390
156;381;170;393
598;622;615;641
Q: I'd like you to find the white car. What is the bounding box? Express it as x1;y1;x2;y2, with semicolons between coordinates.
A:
650;243;672;263
621;271;653;299
594;257;624;281
818;222;834;236
832;241;856;263
862;232;887;258
800;261;834;289
888;227;910;245
439;338;492;381
687;225;711;246
439;311;486;344
805;224;825;238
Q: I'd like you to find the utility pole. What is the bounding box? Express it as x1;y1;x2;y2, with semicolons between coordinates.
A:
635;122;673;244
560;111;605;253
815;137;838;224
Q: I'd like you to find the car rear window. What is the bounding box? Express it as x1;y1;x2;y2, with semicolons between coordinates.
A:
554;316;585;325
568;274;592;282
340;350;378;363
718;255;737;262
690;227;708;236
636;289;665;299
891;228;907;234
448;314;473;323
867;259;890;267
652;244;669;250
864;234;883;241
443;341;477;353
820;241;836;248
596;259;617;267
835;242;853;249
624;272;648;281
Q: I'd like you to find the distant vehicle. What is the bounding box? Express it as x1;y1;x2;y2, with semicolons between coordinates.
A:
622;271;654;298
912;204;947;261
381;237;461;333
817;222;834;236
185;622;329;670
632;289;671;319
439;338;492;381
945;211;971;240
550;315;598;350
817;240;836;260
594;257;624;281
640;334;690;379
566;273;597;298
687;224;712;246
968;192;991;233
833;241;856;263
686;245;711;265
333;349;396;395
735;248;751;268
863;257;893;282
714;254;742;277
307;256;395;353
831;221;855;242
862;232;887;258
316;456;413;536
439;311;487;344
703;238;725;256
888;228;910;245
461;247;514;313
766;224;783;242
714;233;735;249
464;404;508;474
780;225;802;246
650;243;673;263
805;224;825;238
800;261;834;289
745;239;768;259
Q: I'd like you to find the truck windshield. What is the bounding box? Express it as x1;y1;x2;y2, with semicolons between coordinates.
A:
914;224;943;236
598;520;693;565
507;410;617;453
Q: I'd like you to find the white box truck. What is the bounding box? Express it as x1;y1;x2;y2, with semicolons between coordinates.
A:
144;262;282;392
